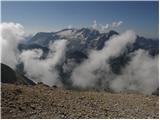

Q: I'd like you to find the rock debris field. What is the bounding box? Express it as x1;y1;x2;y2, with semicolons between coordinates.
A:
1;83;159;119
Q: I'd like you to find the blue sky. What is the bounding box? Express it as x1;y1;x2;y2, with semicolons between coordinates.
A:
2;1;159;38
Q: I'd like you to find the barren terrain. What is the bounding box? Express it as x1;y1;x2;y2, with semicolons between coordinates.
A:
1;83;159;119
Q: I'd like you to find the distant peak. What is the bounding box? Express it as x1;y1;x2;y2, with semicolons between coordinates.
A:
56;28;76;33
108;30;119;35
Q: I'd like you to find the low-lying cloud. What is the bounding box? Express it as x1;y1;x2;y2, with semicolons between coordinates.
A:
71;30;159;95
110;49;159;95
19;39;67;86
1;22;25;69
71;30;136;88
1;22;158;95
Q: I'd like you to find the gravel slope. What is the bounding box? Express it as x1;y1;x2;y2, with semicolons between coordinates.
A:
1;83;159;119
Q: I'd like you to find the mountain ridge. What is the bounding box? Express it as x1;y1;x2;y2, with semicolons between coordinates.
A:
16;28;159;93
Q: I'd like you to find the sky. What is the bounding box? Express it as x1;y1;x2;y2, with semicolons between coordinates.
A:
1;1;159;38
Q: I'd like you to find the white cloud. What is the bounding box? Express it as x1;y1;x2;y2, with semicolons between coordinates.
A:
67;25;73;29
0;22;25;69
110;49;159;95
117;21;123;26
100;24;109;31
91;20;123;33
1;22;158;95
91;20;98;29
111;21;123;28
71;30;136;88
71;29;158;95
19;39;67;86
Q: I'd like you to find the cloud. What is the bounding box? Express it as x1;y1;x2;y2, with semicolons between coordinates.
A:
91;20;98;29
68;25;73;29
71;30;136;88
110;49;159;95
117;21;123;26
91;20;123;33
111;21;123;28
100;24;109;31
71;29;158;95
1;22;158;95
0;22;68;86
0;22;25;69
19;39;67;86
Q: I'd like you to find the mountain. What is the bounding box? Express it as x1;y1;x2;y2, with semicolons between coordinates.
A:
1;63;35;85
19;28;158;54
17;28;159;87
26;28;118;50
18;28;120;60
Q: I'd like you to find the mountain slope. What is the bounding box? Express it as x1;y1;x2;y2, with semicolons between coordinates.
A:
1;83;159;119
1;63;35;85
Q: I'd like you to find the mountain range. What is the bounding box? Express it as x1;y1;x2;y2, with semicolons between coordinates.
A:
16;28;159;89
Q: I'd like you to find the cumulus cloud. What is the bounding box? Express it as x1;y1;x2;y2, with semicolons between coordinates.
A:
19;40;67;86
0;22;25;69
111;21;123;28
91;20;98;29
71;29;158;95
68;25;73;29
0;22;68;86
117;21;123;27
110;49;159;95
71;30;136;88
91;20;123;33
100;24;109;31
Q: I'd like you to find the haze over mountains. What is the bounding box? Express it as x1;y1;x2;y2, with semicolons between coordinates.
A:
1;22;159;95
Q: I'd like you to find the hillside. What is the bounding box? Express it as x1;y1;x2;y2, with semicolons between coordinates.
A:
1;63;35;85
1;83;159;119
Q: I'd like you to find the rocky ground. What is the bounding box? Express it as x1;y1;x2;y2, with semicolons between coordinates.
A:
1;83;159;119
